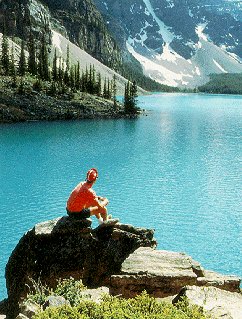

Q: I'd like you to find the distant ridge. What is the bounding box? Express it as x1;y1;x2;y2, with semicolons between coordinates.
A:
94;0;242;88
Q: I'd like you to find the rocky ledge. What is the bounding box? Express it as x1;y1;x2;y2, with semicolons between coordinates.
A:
3;217;241;319
110;247;240;298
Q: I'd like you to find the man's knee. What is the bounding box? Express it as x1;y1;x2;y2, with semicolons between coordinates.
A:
98;206;107;217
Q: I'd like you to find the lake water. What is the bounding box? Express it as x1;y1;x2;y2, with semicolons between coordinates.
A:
0;93;241;299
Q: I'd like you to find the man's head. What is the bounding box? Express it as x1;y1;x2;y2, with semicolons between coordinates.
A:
86;168;98;183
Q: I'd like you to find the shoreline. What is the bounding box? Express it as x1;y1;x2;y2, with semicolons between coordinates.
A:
1;88;242;124
0;90;137;124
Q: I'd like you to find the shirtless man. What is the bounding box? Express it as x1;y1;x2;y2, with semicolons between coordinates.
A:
66;168;109;224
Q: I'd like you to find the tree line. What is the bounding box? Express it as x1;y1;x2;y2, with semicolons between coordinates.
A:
198;73;242;95
0;32;139;115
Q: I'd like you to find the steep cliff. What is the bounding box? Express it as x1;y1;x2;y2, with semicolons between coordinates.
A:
0;0;122;70
94;0;242;88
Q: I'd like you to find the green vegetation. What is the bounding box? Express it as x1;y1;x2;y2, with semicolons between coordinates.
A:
33;294;209;319
0;33;134;116
27;277;87;307
198;73;242;95
124;80;139;114
26;278;210;319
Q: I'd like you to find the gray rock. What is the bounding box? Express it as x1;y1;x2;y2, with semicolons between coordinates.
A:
110;247;202;298
34;217;92;235
209;307;233;319
43;296;70;309
110;247;240;299
5;219;156;318
5;217;241;319
173;286;242;319
20;301;40;318
79;287;110;303
197;270;240;292
15;315;28;319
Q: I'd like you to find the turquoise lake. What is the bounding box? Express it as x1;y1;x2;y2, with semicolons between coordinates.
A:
0;93;241;298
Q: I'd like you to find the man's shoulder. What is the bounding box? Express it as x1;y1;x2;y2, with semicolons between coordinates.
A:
80;183;96;196
87;187;97;197
75;181;84;190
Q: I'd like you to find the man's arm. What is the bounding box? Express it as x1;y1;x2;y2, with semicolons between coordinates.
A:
97;196;109;207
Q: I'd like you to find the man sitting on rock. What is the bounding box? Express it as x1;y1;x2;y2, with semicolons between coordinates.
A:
66;168;109;224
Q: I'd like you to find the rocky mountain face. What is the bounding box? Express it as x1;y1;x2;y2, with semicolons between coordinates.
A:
0;0;162;92
0;0;122;70
94;0;242;87
200;0;242;22
0;0;241;89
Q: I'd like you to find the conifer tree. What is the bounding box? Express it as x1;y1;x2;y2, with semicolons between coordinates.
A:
124;81;130;113
81;70;86;92
66;45;70;71
103;77;107;98
107;78;111;99
70;65;75;90
1;33;10;75
58;57;64;83
52;48;58;81
124;80;138;114
18;40;26;76
38;33;49;80
64;45;70;85
96;72;102;96
84;66;89;92
112;74;117;110
130;80;138;107
75;61;81;90
9;43;16;77
86;64;95;94
28;32;37;75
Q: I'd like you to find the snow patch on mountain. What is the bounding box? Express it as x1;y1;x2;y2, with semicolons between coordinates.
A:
127;25;242;88
213;59;227;72
126;2;242;89
195;24;209;41
142;0;174;44
127;41;194;87
158;43;180;62
166;0;175;9
94;0;242;88
103;2;108;10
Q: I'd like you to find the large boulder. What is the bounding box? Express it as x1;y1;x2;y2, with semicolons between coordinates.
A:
110;247;240;298
4;217;241;318
173;285;242;319
5;217;156;319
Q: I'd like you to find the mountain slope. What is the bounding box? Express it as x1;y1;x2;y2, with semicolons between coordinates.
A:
0;0;167;92
0;0;122;70
94;0;242;88
51;30;146;95
1;0;241;90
